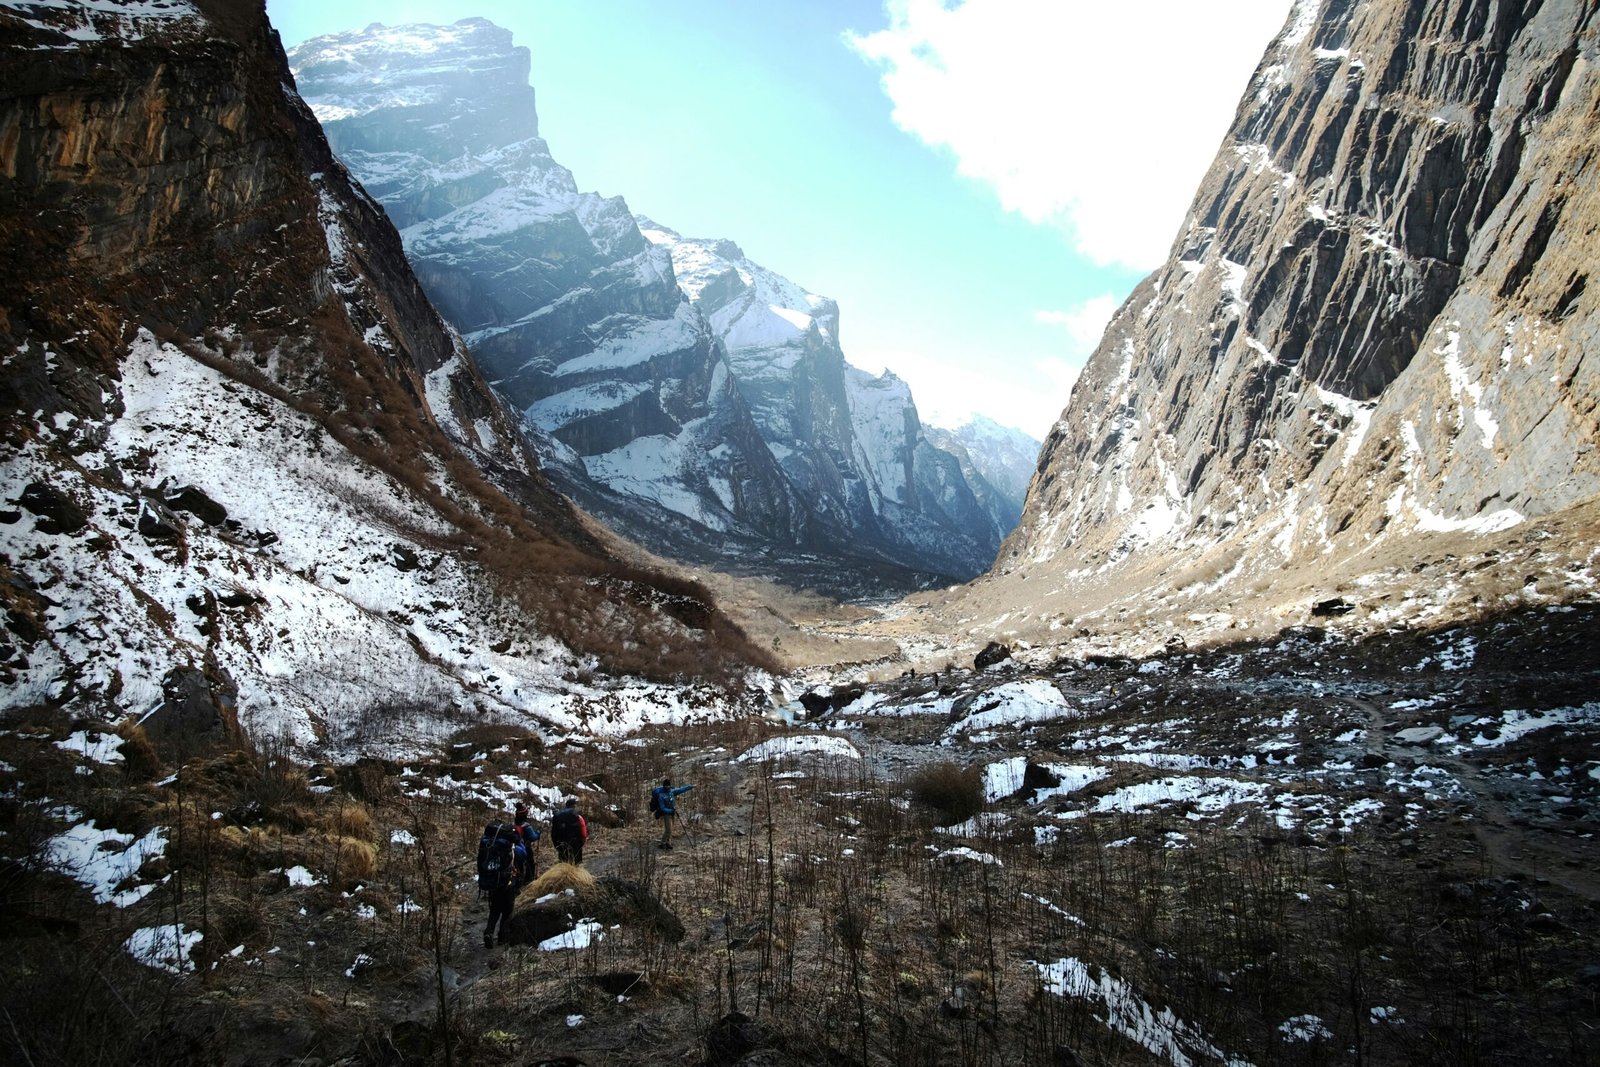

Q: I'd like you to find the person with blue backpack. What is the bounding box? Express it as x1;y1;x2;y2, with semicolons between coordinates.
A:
650;777;694;850
512;802;541;883
476;816;527;948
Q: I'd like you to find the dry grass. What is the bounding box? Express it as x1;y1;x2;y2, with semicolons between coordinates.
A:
526;862;598;898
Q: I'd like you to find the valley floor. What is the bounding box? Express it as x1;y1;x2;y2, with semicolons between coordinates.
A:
2;603;1597;1065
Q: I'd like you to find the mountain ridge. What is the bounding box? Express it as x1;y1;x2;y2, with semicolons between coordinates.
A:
288;19;1020;587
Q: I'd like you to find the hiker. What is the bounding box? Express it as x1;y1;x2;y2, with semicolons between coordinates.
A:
550;796;588;865
651;777;694;849
477;817;527;948
513;802;541;887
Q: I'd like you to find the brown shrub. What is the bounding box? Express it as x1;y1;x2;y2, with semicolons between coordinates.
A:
280;832;376;887
907;762;984;826
325;800;374;842
114;721;164;783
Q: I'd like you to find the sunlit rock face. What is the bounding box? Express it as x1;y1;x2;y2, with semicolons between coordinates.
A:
924;416;1042;536
289;19;806;550
987;0;1599;636
291;20;1018;583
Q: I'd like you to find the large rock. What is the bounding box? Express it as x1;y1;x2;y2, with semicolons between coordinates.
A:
17;483;87;535
143;666;243;763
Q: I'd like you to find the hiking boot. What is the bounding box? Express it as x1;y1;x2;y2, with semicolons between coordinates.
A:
658;842;673;850
483;933;494;949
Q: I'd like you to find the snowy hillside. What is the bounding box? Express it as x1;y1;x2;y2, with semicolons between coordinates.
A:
0;3;771;760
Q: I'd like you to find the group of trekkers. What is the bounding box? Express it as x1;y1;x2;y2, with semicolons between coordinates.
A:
478;777;693;948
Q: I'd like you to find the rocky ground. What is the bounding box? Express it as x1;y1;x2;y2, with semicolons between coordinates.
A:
2;596;1596;1065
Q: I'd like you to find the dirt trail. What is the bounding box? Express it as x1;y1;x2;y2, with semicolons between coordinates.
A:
1350;696;1600;902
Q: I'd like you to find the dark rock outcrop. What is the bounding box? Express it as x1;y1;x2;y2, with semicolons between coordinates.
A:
974;641;1012;670
143;665;243;763
17;483;87;535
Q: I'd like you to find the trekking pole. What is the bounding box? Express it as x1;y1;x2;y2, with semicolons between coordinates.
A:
681;791;696;848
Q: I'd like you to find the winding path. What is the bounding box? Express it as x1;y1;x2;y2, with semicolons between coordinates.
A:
1348;695;1600;902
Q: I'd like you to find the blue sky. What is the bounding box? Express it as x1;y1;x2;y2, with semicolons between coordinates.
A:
269;0;1291;439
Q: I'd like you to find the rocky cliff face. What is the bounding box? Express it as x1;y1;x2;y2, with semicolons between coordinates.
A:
286;21;809;553
0;0;767;755
289;20;1013;585
967;0;1600;652
642;221;1013;579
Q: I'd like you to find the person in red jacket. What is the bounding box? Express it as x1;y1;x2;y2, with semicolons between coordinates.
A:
550;796;588;865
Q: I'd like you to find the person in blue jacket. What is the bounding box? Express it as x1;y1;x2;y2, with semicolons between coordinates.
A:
651;777;694;850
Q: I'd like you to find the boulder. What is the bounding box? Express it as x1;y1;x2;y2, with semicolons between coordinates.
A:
18;482;87;535
137;500;183;541
797;689;832;718
705;1012;780;1067
142;666;241;763
1022;762;1063;793
974;641;1011;670
163;484;227;526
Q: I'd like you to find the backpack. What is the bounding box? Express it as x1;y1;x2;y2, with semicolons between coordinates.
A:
476;821;518;892
550;808;582;845
649;788;664;816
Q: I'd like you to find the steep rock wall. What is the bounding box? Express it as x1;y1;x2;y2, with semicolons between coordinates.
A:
288;20;810;551
975;0;1599;650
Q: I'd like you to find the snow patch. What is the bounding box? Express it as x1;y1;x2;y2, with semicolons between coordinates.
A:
1034;957;1252;1066
125;924;203;975
736;735;861;763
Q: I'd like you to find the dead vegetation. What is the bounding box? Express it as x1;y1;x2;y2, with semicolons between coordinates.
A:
4;634;1597;1067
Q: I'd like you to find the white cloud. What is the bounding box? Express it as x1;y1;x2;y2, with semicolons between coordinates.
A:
847;0;1295;269
1036;294;1119;352
859;346;1071;440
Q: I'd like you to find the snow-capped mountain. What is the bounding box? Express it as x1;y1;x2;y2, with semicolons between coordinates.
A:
924;416;1042;533
642;220;1014;579
0;1;768;755
287;19;806;552
289;20;1013;585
